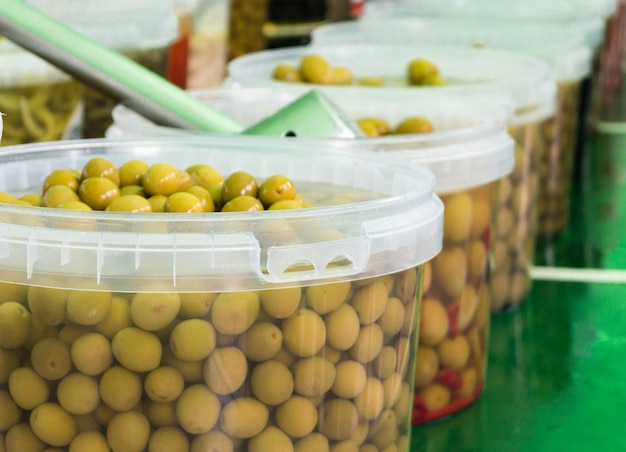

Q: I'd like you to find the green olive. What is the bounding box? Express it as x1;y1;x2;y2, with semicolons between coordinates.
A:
42;185;80;208
393;116;434;134
58;200;93;210
118;159;149;187
119;184;146;197
221;171;258;204
407;58;439;85
221;195;264;212
20;193;43;206
299;54;333;84
42;169;80;193
81;157;120;186
105;194;152;212
185;185;215;212
272;63;303;82
164;192;204;213
142;163;182;197
189;165;224;190
78;177;120;210
259;175;297;207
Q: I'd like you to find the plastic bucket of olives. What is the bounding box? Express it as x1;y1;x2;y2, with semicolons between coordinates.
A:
225;43;556;313
310;18;593;239
25;0;179;139
106;85;515;425
0;39;83;146
0;137;443;451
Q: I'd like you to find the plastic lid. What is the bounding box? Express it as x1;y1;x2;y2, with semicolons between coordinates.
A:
0;40;71;87
363;0;608;48
225;44;557;123
26;0;179;49
0;138;443;293
109;86;514;193
312;19;593;82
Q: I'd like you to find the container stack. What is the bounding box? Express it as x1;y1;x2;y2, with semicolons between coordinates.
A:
0;0;622;450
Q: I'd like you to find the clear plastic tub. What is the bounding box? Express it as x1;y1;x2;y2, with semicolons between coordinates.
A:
311;19;592;239
0;40;83;146
225;43;556;312
0;137;443;451
26;0;179;139
105;85;515;424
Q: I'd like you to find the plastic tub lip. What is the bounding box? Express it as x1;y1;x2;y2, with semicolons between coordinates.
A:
25;0;178;49
225;44;557;121
311;18;594;82
363;0;608;48
0;137;444;292
108;85;514;192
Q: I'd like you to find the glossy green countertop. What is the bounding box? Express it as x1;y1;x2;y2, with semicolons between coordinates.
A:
410;59;626;451
411;280;626;451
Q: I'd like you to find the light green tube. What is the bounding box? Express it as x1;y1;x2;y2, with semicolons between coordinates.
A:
0;0;245;133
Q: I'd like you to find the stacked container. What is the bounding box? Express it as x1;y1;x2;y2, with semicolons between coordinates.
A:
311;19;593;239
26;0;179;139
225;43;556;314
0;137;443;450
0;39;82;146
104;82;515;424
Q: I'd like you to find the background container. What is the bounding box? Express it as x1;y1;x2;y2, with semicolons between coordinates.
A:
168;0;230;89
225;43;556;312
105;86;514;424
26;0;179;139
0;39;82;146
0;137;443;451
311;18;593;239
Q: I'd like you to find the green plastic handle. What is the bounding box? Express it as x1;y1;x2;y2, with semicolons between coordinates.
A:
0;0;244;133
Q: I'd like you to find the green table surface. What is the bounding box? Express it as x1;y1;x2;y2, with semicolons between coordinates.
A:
410;64;626;451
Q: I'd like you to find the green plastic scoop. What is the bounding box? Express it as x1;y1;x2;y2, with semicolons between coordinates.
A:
0;0;362;138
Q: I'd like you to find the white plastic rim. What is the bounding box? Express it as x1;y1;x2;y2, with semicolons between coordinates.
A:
225;43;557;123
0;41;72;87
0;137;443;293
108;86;514;194
363;0;608;48
26;0;178;50
311;18;593;82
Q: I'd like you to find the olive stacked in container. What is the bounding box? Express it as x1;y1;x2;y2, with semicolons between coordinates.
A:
225;44;555;314
105;81;514;424
312;18;593;239
0;138;443;451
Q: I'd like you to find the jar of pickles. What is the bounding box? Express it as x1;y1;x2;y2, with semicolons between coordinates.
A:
0;39;83;146
26;0;179;139
0;137;443;451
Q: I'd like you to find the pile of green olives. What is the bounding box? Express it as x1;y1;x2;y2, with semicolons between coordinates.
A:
0;267;421;451
271;54;446;87
0;157;307;213
356;116;434;137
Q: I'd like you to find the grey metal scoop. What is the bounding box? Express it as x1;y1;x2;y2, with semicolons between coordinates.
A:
0;0;362;138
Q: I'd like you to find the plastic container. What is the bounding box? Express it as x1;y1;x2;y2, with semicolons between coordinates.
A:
0;39;83;146
105;86;514;424
169;0;230;89
0;137;443;451
226;43;556;312
26;0;179;139
311;19;593;239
